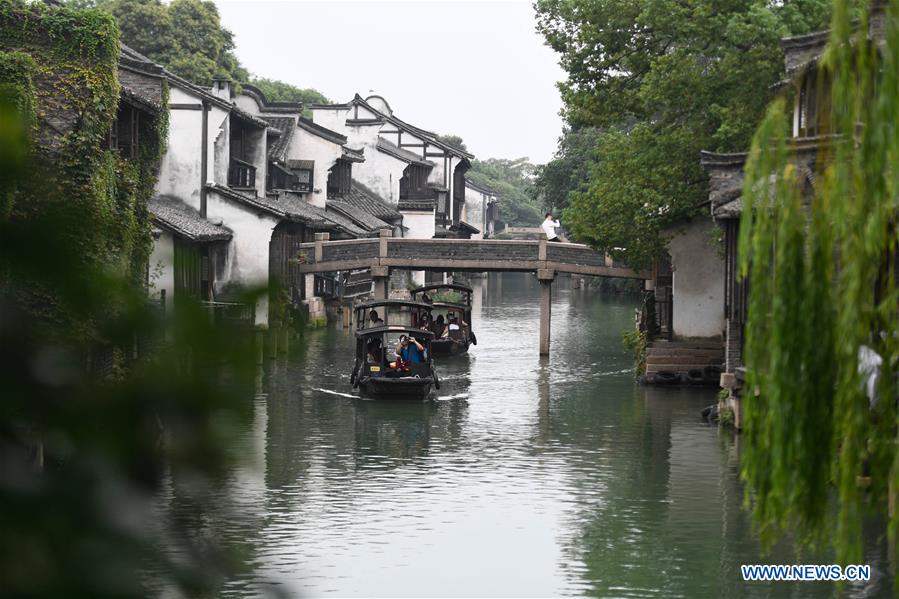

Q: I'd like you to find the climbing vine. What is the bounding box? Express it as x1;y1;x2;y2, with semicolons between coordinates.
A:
738;0;899;566
0;0;167;337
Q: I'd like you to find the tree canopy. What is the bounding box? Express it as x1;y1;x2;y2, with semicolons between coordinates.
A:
77;0;331;103
468;158;543;227
97;0;247;85
249;76;330;105
535;0;831;269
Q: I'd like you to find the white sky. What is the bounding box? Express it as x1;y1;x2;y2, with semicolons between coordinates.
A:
214;0;566;164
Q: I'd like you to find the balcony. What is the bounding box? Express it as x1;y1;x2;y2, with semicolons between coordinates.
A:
228;157;256;190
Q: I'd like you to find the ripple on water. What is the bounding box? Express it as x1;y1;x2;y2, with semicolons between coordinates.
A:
192;275;891;598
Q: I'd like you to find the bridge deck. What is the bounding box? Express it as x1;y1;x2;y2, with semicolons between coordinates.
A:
293;237;646;279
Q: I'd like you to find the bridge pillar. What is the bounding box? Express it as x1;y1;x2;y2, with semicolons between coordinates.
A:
537;268;555;355
371;265;389;300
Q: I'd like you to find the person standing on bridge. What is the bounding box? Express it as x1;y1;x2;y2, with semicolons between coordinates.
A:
543;213;562;242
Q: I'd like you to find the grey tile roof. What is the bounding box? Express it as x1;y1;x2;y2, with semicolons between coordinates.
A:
345;180;402;221
327;200;392;232
230;105;269;129
205;183;366;237
262;116;295;162
342;146;365;162
376;138;435;167
297;116;347;145
149;195;232;241
321;205;373;237
353;94;475;160
398;199;436;212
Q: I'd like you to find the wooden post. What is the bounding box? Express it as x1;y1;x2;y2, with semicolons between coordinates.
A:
255;329;264;366
314;232;329;262
537;268;554;355
378;228;391;258
371;265;389;300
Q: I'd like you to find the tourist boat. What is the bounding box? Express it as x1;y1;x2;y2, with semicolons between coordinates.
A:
410;283;477;356
350;300;440;400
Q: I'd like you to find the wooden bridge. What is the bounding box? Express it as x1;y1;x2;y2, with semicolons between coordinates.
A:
294;231;646;355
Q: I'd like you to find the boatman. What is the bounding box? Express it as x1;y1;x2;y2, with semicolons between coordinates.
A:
542;212;562;242
396;334;425;363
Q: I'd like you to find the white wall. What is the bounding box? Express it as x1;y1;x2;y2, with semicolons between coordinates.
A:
290;128;343;208
207;191;279;327
402;210;435;240
464;185;487;239
667;218;726;339
148;231;175;314
310;106;353;133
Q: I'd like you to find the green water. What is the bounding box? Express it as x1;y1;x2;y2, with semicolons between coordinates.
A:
195;273;890;597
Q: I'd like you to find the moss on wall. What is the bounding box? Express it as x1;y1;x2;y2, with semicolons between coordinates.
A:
0;0;168;340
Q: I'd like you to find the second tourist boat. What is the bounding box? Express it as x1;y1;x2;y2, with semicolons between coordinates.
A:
410;283;477;356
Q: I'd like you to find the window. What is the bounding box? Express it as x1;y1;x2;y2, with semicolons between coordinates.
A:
107;102;140;159
287;160;314;193
327;159;352;199
400;165;431;200
797;69;831;138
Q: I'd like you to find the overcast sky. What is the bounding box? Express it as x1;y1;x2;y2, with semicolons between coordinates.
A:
214;0;566;164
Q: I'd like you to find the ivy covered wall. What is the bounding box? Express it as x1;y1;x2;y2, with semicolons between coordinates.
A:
0;0;168;340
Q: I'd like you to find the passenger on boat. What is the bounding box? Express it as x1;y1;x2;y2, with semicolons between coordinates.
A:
419;313;432;331
366;338;382;364
368;310;383;327
421;292;433;304
443;316;468;340
396;334;425;363
432;315;446;339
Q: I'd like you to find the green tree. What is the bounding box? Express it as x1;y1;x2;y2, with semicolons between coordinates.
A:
98;0;246;84
249;76;330;105
534;126;601;214
738;0;899;566
468;157;543;226
436;133;468;153
535;0;831;268
1;2;257;595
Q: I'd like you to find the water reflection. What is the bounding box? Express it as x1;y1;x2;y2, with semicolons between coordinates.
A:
190;273;894;598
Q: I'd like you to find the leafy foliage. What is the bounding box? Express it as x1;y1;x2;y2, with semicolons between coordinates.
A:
436;133;468;153
96;0;247;85
0;2;258;595
249;76;330;105
534;126;601;215
467;157;543;226
738;0;899;566
535;0;831;269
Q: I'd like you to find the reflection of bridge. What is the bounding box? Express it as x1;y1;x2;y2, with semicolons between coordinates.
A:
293;231;647;355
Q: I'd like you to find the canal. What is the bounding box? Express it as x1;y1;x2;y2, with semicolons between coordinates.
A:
195;273;890;597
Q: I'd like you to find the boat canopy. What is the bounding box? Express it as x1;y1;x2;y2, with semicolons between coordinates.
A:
410;284;472;307
354;299;433;331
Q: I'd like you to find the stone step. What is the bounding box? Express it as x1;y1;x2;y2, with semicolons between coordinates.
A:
646;354;724;365
648;341;723;350
646;348;724;358
646;363;724;374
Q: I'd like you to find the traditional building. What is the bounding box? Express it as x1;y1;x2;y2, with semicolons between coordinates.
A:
701;2;890;421
463;179;499;240
309;94;476;240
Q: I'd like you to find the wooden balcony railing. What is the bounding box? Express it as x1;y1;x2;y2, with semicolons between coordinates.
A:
228;157;256;189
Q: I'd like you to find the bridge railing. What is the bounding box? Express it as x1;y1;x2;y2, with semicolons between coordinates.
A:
289;234;645;279
388;238;539;264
